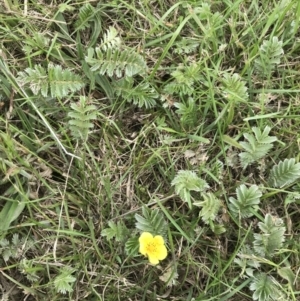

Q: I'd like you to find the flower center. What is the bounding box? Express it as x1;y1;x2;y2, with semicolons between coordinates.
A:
146;242;158;254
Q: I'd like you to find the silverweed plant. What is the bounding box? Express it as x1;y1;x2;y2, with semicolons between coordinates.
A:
1;0;300;300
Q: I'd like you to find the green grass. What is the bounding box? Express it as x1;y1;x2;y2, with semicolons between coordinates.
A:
0;0;300;300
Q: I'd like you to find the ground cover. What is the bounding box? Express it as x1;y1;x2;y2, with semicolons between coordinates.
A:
0;0;300;300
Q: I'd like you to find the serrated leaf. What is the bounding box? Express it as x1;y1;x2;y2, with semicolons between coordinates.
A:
101;220;126;242
239;126;276;168
125;236;139;256
193;192;221;224
253;214;285;257
210;223;226;235
54;267;76;294
250;273;282;301
269;158;300;188
0;238;9;247
113;77;158;108
255;36;284;77
252;126;277;144
68;96;97;141
2;249;11;261
12;233;20;246
229;184;262;218
49;64;84;98
17;64;85;98
75;3;96;30
85;47;147;78
135;207;167;238
221;72;248;103
171;170;209;208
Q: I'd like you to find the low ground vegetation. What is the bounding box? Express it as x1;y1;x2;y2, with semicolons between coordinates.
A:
0;0;300;300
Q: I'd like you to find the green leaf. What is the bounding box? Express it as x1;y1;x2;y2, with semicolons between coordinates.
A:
277;267;295;287
113;77;158;108
234;245;261;271
255;36;284;77
239;126;277;168
250;273;282;301
163;63;201;97
171;170;209;209
17;64;85;98
99;26;122;51
269;158;300;188
174;97;198;127
101;220;127;242
253;214;285;257
221;72;248;103
159;265;179;287
48;64;85;98
17;65;48;96
135;206;168;238
68;96;97;141
252;126;277;144
75;3;97;30
193;192;221;224
54;267;76;294
0;200;26;232
229;184;262;218
125;236;139;256
85;47;147;78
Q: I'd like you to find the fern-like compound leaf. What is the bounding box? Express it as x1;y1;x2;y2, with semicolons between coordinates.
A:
17;64;85;98
114;77;158;108
234;245;261;271
99;26;122;51
135;206;168;238
193;192;221;224
221;73;248;103
125;236;139;256
171;170;209;208
23;32;50;55
48;64;85;98
54;267;76;294
0;235;34;262
163;63;201;96
174;97;197;127
101;220;127;242
86;47;147;78
229;184;262;218
173;38;199;54
239;126;277;168
68;96;97;141
254;36;284;77
17;65;48;96
252;126;277;144
19;258;42;283
75;3;96;30
210;159;224;181
253;214;285;257
269;158;300;188
250;273;282;301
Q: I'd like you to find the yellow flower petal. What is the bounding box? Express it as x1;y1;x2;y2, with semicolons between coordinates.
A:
156;244;167;260
139;232;153;243
153;235;165;245
148;255;160;265
139;232;168;265
139;232;153;256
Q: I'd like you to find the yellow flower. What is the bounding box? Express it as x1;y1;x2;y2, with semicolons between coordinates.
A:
139;232;167;265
